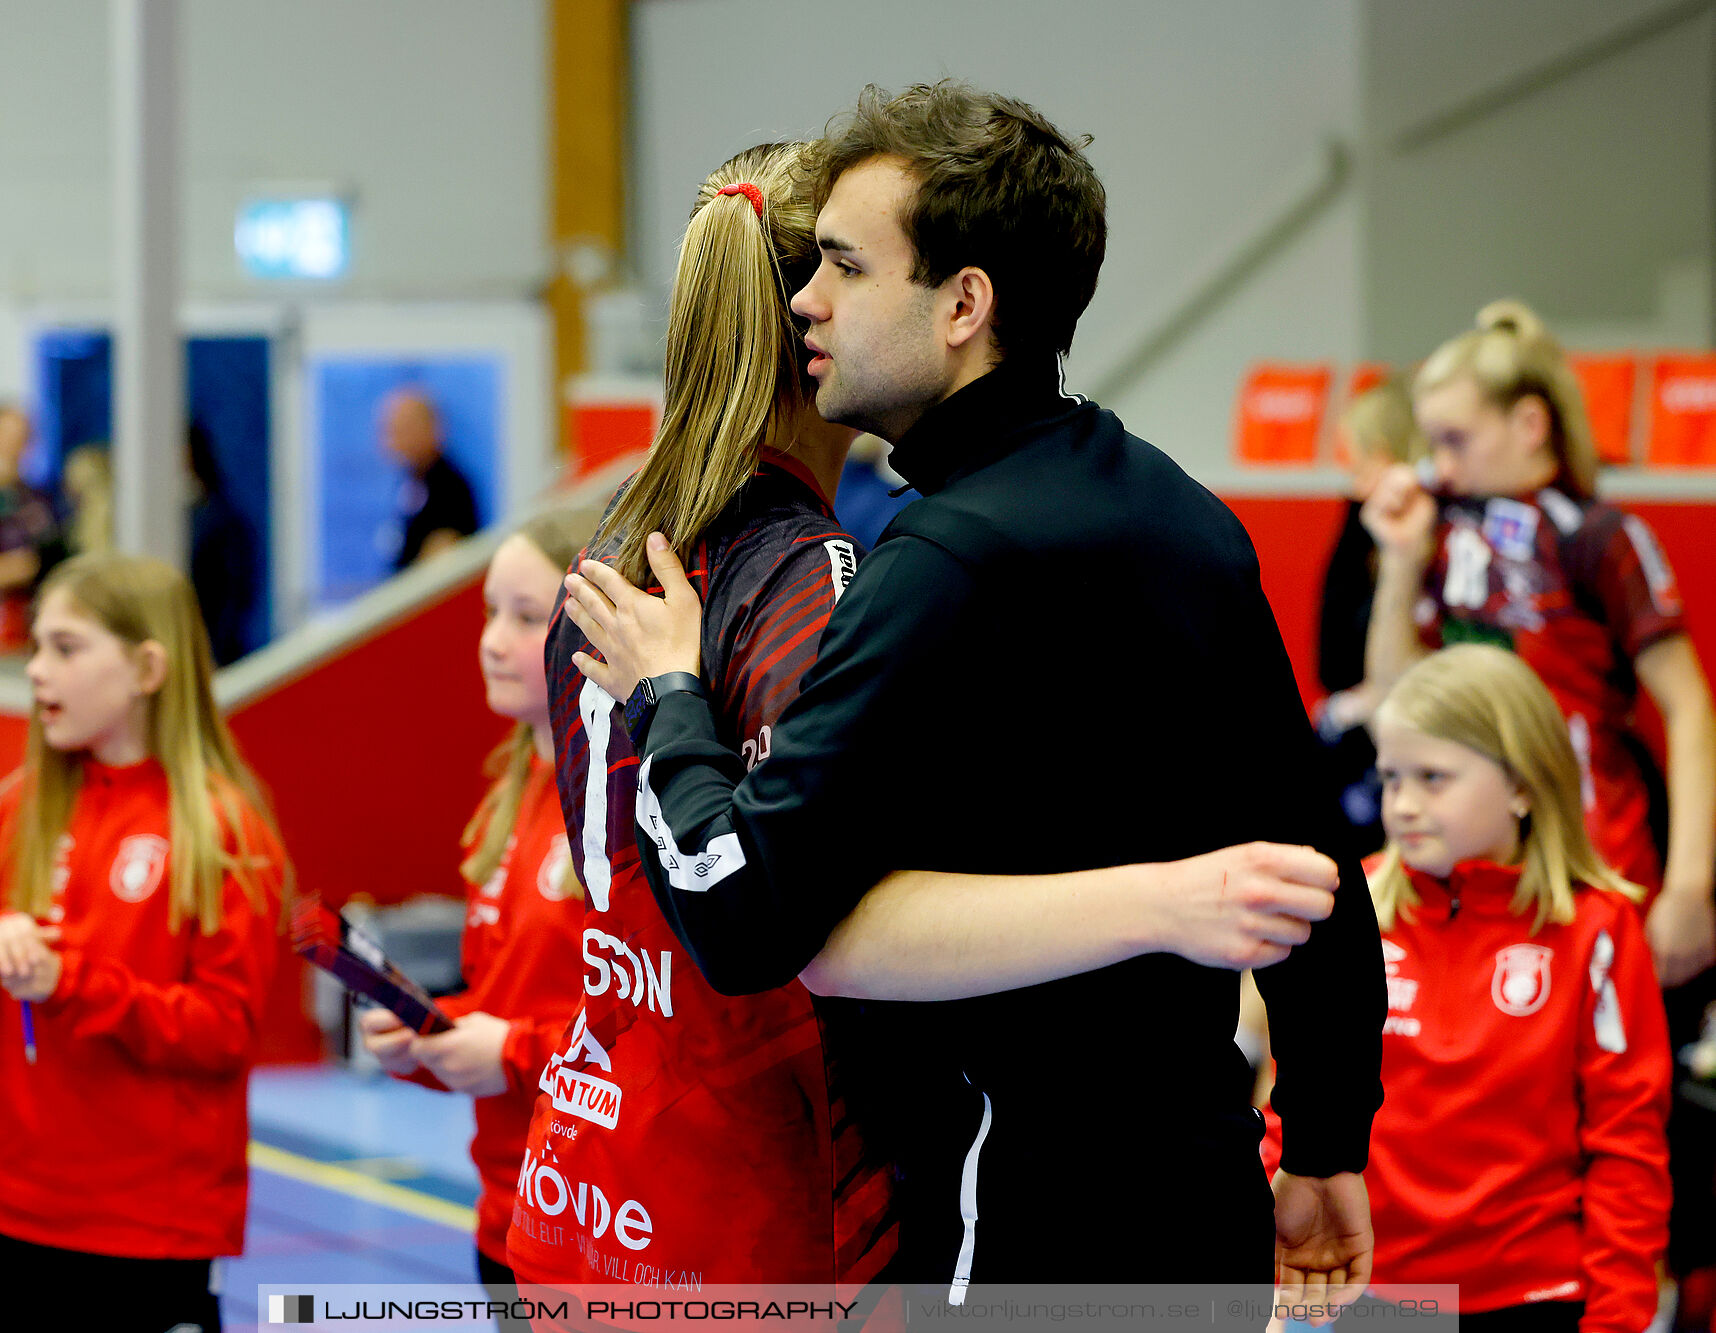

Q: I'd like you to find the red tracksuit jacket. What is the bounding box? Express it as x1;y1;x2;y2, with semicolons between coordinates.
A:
1367;860;1670;1328
0;757;284;1258
400;752;585;1263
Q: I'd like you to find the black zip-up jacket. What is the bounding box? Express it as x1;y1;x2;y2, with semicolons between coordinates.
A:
632;358;1385;1283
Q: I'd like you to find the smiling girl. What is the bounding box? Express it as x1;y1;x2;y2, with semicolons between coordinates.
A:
357;511;589;1306
1365;644;1669;1331
0;553;287;1333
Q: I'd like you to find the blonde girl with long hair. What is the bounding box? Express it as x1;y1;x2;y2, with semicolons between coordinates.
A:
358;509;588;1305
503;140;898;1291
1364;644;1669;1330
0;552;287;1333
1363;300;1716;991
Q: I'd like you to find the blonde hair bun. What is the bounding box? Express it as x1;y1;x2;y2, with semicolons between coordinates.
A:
1475;298;1552;347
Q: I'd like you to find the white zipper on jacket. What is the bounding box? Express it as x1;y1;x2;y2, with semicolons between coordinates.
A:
949;1083;994;1306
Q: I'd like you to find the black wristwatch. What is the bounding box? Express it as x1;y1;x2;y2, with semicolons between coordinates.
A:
623;671;708;747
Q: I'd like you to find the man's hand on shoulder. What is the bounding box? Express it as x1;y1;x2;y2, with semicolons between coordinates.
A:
1273;1170;1371;1322
564;531;704;699
1147;843;1338;970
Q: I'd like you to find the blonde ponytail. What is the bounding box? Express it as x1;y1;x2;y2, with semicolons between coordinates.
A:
593;142;820;586
1415;299;1600;500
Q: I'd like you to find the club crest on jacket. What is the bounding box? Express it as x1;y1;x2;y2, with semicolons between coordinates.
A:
1492;944;1553;1016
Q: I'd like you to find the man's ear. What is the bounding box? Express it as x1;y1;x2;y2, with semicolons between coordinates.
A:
134;640;169;697
943;266;996;351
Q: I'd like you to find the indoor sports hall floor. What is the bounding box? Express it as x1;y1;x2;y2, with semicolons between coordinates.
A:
229;1065;486;1325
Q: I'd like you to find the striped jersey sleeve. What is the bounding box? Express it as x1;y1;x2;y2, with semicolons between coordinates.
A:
1593;509;1685;658
707;525;860;761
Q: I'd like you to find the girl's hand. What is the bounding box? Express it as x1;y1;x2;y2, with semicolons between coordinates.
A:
357;1005;421;1076
1360;463;1437;564
1;943;62;1003
410;1012;511;1097
563;533;703;702
0;913;61;993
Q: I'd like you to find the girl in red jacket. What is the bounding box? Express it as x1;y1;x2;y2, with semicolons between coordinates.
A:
1368;643;1670;1332
358;510;589;1301
0;552;287;1333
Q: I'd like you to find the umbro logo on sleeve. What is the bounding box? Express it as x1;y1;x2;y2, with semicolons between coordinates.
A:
824;538;857;601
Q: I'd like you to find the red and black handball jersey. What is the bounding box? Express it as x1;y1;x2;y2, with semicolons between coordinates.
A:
1421;488;1686;889
506;451;895;1289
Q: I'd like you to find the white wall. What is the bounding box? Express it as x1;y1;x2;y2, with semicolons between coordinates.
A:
0;1;555;630
630;0;1365;487
1361;0;1715;362
5;0;1709;497
0;0;548;303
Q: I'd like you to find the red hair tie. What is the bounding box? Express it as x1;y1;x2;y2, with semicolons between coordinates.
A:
716;182;765;219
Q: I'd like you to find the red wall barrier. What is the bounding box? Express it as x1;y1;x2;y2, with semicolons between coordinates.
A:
0;714;24;775
229;577;508;1061
1220;494;1348;706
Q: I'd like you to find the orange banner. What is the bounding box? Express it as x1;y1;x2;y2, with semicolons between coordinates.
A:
1569;353;1637;466
1346;362;1392;402
1235;363;1331;466
1647;354;1716;467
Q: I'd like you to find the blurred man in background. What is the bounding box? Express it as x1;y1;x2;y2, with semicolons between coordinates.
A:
383;388;478;570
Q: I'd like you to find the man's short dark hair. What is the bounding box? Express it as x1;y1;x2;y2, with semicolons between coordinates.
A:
809;81;1107;360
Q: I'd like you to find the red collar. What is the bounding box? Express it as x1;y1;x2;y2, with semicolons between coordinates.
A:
1404;859;1526;919
757;448;833;511
80;755;167;790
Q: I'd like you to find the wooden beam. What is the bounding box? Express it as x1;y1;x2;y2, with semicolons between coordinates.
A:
547;0;628;458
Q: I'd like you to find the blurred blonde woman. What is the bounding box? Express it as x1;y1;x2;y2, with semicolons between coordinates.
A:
359;510;589;1315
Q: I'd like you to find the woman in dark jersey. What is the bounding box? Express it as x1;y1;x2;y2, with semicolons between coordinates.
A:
505;142;895;1294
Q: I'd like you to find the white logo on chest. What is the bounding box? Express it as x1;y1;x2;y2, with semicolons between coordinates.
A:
1492;943;1553;1016
1381;940;1418;1013
540;1010;623;1130
110;835;169;903
537;835;574;902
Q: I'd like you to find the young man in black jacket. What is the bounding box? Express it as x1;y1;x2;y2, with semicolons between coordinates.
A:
563;82;1384;1303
